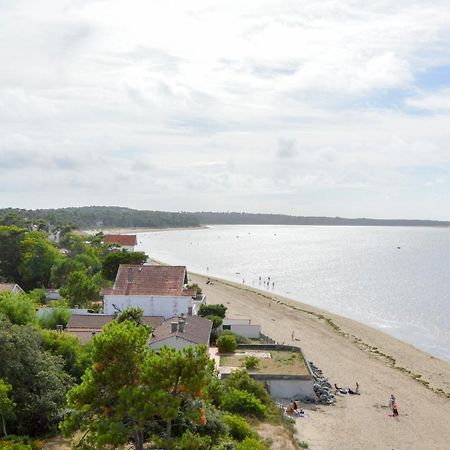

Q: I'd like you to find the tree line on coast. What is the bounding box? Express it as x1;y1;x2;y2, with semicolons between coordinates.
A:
0;217;299;449
1;206;448;232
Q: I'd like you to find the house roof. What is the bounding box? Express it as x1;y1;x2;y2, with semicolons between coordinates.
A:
0;283;24;293
105;265;190;296
104;234;137;247
66;314;164;330
150;315;212;346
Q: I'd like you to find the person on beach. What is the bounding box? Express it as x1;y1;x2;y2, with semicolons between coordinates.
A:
392;402;399;417
292;330;295;340
355;382;359;394
389;394;396;410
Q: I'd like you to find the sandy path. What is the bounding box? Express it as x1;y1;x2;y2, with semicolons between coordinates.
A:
189;273;450;450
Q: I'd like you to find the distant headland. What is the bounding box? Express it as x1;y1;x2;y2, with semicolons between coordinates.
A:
1;206;449;230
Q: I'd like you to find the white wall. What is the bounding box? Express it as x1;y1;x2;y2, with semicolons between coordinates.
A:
104;295;191;319
266;379;315;399
149;335;197;350
222;319;261;338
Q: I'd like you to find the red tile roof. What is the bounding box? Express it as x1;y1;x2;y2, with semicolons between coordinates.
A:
104;234;137;247
107;265;189;296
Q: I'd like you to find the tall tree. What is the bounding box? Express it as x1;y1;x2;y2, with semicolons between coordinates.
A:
59;270;102;307
0;379;15;437
101;251;147;281
0;225;25;282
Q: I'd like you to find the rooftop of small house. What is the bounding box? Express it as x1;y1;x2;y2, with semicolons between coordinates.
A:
150;314;213;347
101;264;193;297
219;346;310;376
104;234;137;247
0;283;24;294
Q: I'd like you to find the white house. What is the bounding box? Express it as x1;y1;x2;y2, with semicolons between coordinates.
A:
149;314;212;350
102;265;205;319
0;283;25;295
104;234;137;251
221;318;261;339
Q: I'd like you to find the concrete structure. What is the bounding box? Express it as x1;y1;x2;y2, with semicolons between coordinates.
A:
149;314;212;350
66;314;164;343
104;234;137;251
220;344;316;401
221;318;261;338
102;265;206;319
0;283;25;295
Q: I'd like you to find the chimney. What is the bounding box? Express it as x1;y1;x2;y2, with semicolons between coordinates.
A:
178;319;185;333
171;322;178;333
187;306;193;316
127;267;133;283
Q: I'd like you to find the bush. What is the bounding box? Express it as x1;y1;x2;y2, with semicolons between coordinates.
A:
222;414;255;441
176;430;212;450
212;438;235;450
243;356;259;370
221;389;266;418
220;330;251;344
235;437;268;450
217;335;237;353
187;283;202;295
223;369;271;405
38;308;72;329
198;304;227;319
0;435;43;450
206;315;223;330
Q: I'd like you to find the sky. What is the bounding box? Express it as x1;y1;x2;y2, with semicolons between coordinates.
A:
1;0;450;220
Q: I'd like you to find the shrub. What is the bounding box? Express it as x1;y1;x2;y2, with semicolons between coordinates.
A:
217;335;237;353
220;330;251;344
206;315;223;330
212;438;235;450
222;414;255;441
198;304;227;319
223;369;271;405
221;389;266;418
176;430;212;450
235;437;268;450
38;308;72;329
243;356;259;370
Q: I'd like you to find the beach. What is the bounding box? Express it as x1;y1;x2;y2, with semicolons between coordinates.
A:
189;272;450;450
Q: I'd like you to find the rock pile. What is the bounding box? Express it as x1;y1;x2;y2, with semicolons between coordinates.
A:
309;361;336;405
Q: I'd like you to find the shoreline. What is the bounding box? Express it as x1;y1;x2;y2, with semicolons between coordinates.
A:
186;271;450;449
83;226;208;234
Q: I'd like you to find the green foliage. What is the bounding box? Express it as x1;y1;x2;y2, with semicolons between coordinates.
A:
217;335;237;353
0;379;15;437
222;414;255;441
243;355;260;370
38;308;72;329
211;438;236;450
0;293;37;326
220;388;266;418
223;369;271;406
175;429;212;450
40;330;90;381
0;226;26;283
101;251;147;281
116;307;145;326
206;314;223;330
219;330;251;344
18;231;63;290
0;435;43;450
198;304;227;319
59;270;101;307
0;319;72;436
235;437;268;450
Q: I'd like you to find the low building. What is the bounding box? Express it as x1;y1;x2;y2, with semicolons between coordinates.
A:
104;234;137;251
0;283;25;295
66;314;164;343
149;314;212;351
221;318;261;338
102;265;206;319
219;344;316;401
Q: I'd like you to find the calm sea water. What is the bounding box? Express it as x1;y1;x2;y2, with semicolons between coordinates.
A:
137;225;450;362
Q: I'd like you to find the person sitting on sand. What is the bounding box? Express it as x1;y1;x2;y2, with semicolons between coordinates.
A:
298;409;305;417
286;402;295;414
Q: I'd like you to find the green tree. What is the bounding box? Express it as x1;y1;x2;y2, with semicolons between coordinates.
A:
217;335;237;353
59;270;102;307
101;251;148;281
38;308;72;330
19;231;62;290
198;304;227;319
0;226;25;282
223;369;271;406
0;379;15;437
0;319;72;435
0;293;37;326
116;307;145;326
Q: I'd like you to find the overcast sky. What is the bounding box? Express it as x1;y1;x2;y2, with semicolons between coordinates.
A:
1;0;450;219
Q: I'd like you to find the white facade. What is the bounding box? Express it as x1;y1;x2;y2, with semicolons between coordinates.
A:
103;294;191;319
149;335;197;351
222;318;261;338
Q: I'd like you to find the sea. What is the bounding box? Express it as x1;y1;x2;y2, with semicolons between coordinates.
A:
136;225;450;363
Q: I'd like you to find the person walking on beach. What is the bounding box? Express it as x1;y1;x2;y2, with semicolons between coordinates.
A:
292;330;295;340
389;394;396;411
392;402;399;417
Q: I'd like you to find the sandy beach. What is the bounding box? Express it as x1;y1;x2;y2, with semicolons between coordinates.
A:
189;272;450;450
